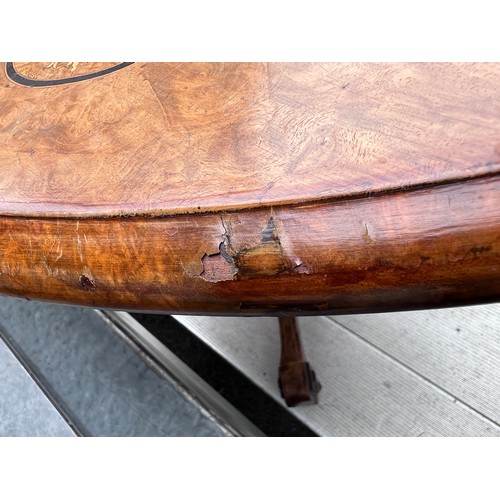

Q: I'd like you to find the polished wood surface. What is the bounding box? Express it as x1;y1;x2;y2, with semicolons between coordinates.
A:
0;176;498;315
0;63;498;315
1;63;500;217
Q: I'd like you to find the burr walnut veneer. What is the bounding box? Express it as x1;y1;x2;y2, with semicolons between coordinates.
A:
0;63;499;316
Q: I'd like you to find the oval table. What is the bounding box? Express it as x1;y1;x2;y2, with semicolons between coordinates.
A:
1;62;499;405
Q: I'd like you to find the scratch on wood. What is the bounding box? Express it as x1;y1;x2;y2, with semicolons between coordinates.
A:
76;234;83;262
75;220;84;262
363;223;375;244
144;65;183;126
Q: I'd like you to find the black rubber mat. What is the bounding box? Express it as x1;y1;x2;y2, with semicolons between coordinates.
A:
131;313;317;437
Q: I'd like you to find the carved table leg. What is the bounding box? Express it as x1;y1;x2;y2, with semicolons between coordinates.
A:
277;317;321;407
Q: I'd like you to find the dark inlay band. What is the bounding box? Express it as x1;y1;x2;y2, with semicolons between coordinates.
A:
6;62;134;87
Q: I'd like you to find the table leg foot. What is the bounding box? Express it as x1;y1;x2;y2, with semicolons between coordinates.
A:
277;317;321;407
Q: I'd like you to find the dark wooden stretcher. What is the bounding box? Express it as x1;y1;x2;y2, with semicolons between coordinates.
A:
0;63;499;405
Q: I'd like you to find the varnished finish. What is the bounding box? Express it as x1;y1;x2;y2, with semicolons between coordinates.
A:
278;318;320;406
0;176;498;315
1;63;500;217
0;63;499;315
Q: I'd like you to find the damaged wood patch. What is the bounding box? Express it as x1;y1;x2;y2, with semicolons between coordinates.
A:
293;260;310;274
261;215;278;242
200;242;238;283
233;214;287;279
234;240;286;279
79;273;96;290
199;213;310;282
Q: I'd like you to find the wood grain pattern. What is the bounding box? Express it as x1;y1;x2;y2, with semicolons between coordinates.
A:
0;63;499;314
0;176;498;315
1;63;500;217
